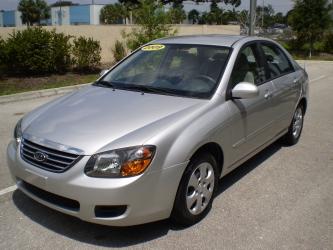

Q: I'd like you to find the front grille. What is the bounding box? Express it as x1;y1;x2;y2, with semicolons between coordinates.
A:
20;139;82;173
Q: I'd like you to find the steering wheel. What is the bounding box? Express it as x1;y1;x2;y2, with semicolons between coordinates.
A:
178;74;216;92
193;74;216;87
153;74;183;88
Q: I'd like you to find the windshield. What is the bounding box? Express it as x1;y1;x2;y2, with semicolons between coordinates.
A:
99;44;231;99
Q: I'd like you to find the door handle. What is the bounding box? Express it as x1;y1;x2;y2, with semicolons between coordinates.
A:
264;90;272;99
293;77;301;84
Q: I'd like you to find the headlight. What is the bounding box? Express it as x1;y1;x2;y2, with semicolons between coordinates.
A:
14;118;23;146
84;145;156;178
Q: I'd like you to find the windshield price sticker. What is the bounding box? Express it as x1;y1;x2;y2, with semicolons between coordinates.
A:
141;44;165;51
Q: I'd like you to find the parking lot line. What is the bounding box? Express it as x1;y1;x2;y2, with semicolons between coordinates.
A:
0;185;17;196
310;75;327;83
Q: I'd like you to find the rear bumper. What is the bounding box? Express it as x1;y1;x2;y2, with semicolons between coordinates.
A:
7;140;187;226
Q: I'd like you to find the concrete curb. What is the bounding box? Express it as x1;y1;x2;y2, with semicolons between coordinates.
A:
0;83;90;104
296;60;333;64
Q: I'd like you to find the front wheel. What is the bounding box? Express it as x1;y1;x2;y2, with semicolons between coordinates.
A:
171;153;218;226
282;104;304;146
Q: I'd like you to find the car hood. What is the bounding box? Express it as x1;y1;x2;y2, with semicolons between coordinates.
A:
23;85;205;155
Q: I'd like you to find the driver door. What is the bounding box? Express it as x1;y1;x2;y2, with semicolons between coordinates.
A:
226;43;276;166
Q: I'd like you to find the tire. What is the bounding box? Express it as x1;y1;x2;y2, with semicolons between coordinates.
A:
282;104;304;146
171;153;218;226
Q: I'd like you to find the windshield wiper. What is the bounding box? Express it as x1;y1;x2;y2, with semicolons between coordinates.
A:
95;81;179;96
120;85;177;96
94;80;115;89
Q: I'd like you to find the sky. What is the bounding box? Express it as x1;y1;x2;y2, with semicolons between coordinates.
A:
0;0;294;14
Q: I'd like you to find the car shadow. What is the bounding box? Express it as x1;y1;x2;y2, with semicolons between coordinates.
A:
12;142;282;247
216;142;282;196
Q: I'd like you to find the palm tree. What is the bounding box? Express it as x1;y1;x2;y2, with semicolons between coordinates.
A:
18;0;50;26
100;3;129;24
188;9;200;24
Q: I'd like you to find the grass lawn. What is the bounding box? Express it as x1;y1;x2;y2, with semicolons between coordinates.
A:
293;55;333;61
0;73;99;96
291;53;333;61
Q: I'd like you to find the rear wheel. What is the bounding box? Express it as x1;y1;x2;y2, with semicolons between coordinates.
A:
171;153;218;226
282;104;304;146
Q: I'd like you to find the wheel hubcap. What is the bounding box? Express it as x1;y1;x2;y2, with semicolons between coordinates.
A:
186;163;215;215
292;107;303;138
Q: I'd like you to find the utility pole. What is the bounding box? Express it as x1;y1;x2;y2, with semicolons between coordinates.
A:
59;0;62;25
262;0;264;30
249;0;257;36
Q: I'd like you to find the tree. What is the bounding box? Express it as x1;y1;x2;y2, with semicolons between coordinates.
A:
238;9;250;34
120;0;184;5
256;4;275;28
50;1;77;7
18;0;50;26
195;0;241;8
211;1;223;24
121;0;242;8
100;3;128;24
285;9;294;23
273;12;286;25
122;0;176;51
222;9;238;24
119;0;142;5
196;0;242;24
289;0;331;57
188;9;200;24
223;0;241;7
203;1;223;24
168;2;186;24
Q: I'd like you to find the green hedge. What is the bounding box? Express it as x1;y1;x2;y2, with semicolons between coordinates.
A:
72;36;101;72
1;27;101;76
0;38;6;78
111;40;127;63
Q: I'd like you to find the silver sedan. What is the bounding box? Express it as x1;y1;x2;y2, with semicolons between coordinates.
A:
7;35;308;226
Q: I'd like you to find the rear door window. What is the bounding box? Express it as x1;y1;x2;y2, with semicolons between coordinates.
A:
260;43;294;80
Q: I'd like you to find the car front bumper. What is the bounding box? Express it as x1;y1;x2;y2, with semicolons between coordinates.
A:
7;140;187;226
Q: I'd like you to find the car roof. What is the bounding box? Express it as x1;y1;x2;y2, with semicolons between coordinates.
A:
152;35;248;47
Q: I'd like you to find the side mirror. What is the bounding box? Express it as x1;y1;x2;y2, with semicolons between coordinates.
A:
99;69;109;77
231;82;259;99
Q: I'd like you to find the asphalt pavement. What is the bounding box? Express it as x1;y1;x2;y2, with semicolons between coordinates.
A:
0;61;332;249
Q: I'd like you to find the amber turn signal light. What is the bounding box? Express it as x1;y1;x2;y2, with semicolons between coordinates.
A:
121;147;154;176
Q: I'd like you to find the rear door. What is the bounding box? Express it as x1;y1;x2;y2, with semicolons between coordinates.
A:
259;42;300;134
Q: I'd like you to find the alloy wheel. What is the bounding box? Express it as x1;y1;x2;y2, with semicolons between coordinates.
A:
292;107;303;139
186;162;215;215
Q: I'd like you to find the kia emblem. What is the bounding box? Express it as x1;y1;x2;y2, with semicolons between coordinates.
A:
34;151;48;162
